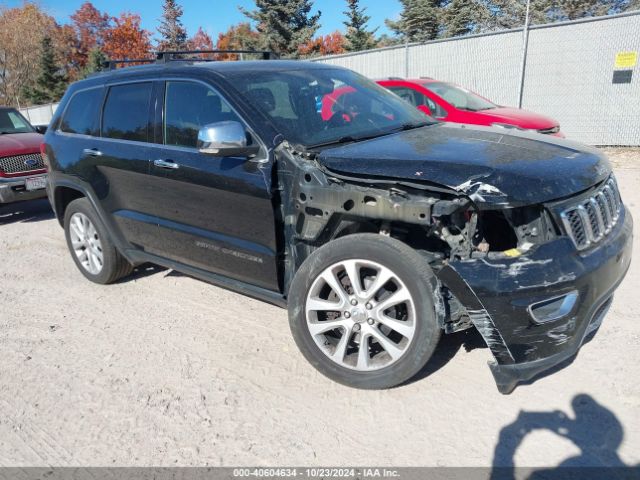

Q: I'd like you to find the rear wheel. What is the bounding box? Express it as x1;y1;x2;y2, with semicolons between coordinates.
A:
288;233;441;389
64;198;132;284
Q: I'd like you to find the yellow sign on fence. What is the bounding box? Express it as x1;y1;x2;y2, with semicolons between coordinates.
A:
615;51;637;69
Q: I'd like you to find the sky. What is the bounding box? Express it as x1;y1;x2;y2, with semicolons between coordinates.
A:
3;0;402;39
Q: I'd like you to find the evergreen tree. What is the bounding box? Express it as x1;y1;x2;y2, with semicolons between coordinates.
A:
22;36;67;104
442;0;490;37
385;0;444;42
241;0;321;57
343;0;377;51
157;0;188;51
81;47;107;77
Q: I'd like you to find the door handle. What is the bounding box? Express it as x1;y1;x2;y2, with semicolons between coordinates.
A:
82;148;103;157
154;159;180;170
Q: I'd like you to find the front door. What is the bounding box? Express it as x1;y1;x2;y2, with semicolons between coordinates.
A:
143;80;280;292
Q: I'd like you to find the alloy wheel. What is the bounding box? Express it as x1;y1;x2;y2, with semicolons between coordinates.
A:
305;259;417;371
69;212;104;275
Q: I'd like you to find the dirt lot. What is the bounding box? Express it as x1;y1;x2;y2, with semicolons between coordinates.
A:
1;149;639;469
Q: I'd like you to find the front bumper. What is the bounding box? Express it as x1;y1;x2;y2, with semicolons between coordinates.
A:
0;174;48;204
438;207;633;394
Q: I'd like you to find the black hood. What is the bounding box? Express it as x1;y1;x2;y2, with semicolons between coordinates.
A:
317;123;612;207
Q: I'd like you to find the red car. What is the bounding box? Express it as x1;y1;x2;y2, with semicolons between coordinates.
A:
376;78;564;137
0;107;47;205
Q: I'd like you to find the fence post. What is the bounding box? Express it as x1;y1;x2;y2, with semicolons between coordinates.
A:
517;0;531;108
404;40;409;78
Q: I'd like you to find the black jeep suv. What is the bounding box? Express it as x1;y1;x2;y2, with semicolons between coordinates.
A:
43;54;632;393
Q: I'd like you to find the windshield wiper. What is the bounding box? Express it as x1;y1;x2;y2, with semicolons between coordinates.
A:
307;136;359;149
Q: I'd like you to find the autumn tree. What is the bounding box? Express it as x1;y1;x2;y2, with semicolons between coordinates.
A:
22;36;67;104
157;0;188;51
216;23;260;60
343;0;377;52
103;13;152;62
298;31;346;57
70;2;110;67
241;0;321;57
0;2;63;107
188;27;214;50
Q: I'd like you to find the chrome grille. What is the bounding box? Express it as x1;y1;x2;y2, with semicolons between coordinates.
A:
561;178;622;250
0;153;45;174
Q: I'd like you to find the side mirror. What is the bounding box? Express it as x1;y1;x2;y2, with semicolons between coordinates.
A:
197;121;260;157
34;125;48;134
417;105;432;116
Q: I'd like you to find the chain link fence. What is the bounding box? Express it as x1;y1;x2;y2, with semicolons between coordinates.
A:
313;11;640;146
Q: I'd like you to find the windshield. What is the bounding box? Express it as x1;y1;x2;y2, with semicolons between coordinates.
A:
426;82;496;111
0;108;34;134
227;67;434;148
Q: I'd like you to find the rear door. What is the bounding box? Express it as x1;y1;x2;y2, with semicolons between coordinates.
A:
89;81;159;247
142;79;280;292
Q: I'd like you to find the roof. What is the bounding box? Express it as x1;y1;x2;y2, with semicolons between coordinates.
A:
86;59;336;81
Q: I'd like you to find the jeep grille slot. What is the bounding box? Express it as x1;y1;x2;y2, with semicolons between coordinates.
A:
0;153;45;174
560;178;621;250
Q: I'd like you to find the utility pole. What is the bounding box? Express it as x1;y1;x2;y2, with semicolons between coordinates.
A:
517;0;531;108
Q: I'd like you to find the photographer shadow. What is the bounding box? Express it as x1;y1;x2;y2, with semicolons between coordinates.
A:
491;394;639;480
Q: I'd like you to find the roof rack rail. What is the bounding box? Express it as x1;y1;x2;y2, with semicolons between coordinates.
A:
103;58;155;70
101;50;278;71
156;49;278;62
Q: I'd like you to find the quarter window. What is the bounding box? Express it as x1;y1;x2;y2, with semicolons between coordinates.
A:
164;81;241;149
60;88;103;136
102;83;152;142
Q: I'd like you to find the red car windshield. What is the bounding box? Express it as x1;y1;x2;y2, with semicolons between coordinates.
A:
426;82;496;112
0;108;34;134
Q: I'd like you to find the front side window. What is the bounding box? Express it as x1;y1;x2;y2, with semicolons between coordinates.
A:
0;108;34;134
387;86;420;107
60;88;103;136
164;81;241;149
227;67;434;149
102;83;152;142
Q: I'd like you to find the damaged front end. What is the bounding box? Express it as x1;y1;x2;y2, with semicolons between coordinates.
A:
276;141;633;394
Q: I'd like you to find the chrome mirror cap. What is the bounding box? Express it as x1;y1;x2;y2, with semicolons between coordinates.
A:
197;121;257;157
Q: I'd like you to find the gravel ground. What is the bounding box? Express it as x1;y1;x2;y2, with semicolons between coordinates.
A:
0;148;639;469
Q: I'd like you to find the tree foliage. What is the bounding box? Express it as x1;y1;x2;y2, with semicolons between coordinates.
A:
0;2;63;106
241;0;321;57
70;2;110;67
157;0;188;51
386;0;444;42
299;31;347;57
216;23;261;60
22;36;67;104
343;0;377;51
103;13;152;61
81;48;108;78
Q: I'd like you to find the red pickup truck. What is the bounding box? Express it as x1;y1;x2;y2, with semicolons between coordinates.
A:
0;107;47;205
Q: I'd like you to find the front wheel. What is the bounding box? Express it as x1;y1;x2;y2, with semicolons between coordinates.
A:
288;234;441;389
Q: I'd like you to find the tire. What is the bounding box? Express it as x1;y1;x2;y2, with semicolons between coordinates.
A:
64;197;132;284
288;233;441;389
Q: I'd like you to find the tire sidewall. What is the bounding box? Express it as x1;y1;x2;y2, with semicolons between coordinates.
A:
288;234;441;389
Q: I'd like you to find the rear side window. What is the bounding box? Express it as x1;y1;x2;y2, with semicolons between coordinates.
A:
102;83;152;142
60;88;103;136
